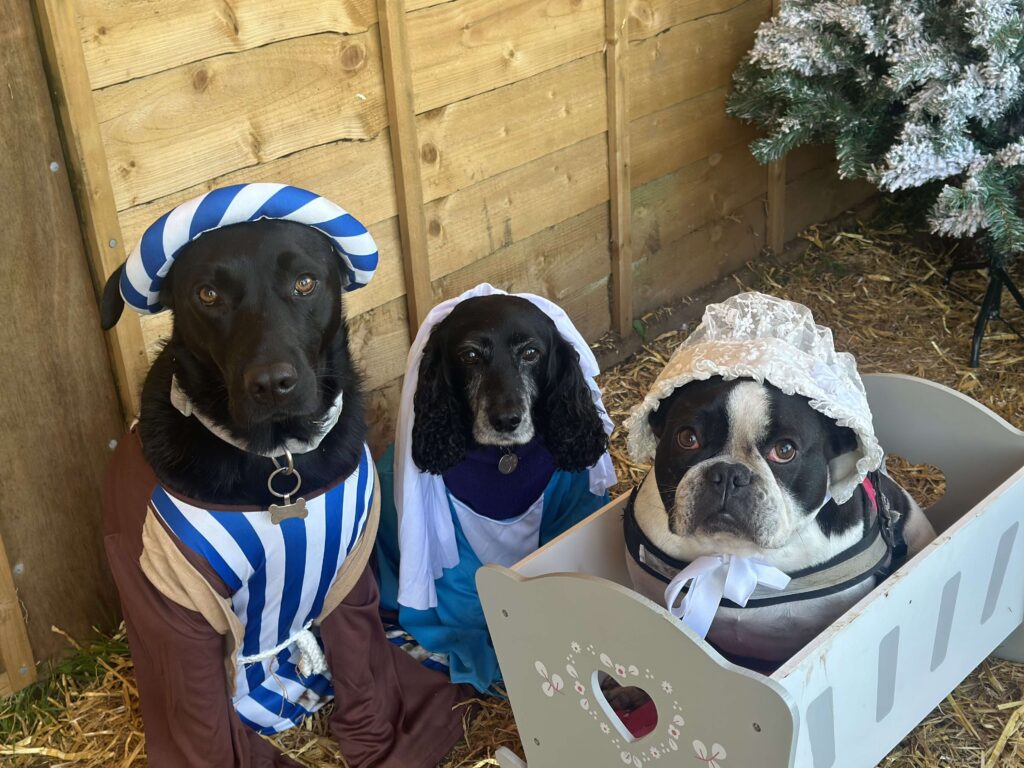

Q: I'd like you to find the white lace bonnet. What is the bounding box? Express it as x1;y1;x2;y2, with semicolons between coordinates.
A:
624;292;883;504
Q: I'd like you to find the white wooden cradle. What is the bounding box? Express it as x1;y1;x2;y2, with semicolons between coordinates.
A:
478;374;1024;768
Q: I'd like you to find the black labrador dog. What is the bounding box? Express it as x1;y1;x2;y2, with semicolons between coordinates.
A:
410;294;607;474
99;217;469;767
101;219;365;505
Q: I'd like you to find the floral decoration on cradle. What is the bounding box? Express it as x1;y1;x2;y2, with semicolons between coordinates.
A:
531;641;727;767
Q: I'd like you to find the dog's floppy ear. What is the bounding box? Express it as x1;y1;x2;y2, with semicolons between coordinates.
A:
411;331;467;474
539;333;607;472
100;265;126;330
823;417;859;460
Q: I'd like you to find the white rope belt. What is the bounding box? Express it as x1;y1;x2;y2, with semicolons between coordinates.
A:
664;554;791;640
238;622;328;678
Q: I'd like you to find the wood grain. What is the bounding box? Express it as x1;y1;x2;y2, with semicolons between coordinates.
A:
627;0;754;41
424;133;610;282
606;0;632;337
2;0;123;661
407;0;604;113
433;204;611;306
94;30;387;210
343;216;406;318
630;86;757;188
378;0;432;332
418;53;607;203
0;530;34;693
633;197;766;314
785;160;874;244
559;277;613;343
364;378;404;457
348;298;413;392
34;0;148;418
785;143;834;180
628;0;768;120
435;238;612;344
632;141;766;263
78;0;378;88
405;0;451;10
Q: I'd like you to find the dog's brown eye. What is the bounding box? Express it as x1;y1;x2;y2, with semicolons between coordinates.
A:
459;349;480;365
197;286;219;306
294;275;318;296
521;347;540;363
676;428;700;450
768;440;798;463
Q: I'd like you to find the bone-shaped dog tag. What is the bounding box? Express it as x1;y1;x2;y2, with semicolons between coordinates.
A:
270;497;308;524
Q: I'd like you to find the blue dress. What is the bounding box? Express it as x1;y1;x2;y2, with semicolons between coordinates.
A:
375;445;608;692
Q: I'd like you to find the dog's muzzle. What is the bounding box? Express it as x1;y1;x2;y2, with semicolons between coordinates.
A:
675;460;770;540
473;397;535;446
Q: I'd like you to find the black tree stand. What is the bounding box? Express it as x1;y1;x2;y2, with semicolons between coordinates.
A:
945;249;1024;368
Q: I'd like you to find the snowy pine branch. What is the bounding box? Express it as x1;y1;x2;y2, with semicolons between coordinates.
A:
729;0;1024;254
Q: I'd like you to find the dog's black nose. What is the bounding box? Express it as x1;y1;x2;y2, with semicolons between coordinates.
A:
490;411;523;433
244;362;298;403
709;462;752;488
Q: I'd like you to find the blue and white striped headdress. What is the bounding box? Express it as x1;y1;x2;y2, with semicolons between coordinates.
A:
120;183;378;314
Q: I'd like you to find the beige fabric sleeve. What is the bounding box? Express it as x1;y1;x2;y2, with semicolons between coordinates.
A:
140;509;246;687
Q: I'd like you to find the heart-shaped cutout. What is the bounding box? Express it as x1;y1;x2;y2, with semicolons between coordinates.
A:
592;670;658;741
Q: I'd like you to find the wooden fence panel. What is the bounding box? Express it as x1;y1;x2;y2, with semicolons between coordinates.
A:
424;134;610;282
407;0;605;114
628;0;768;120
628;0;752;39
634;197;766;313
633;141;767;262
418;54;607;204
94;31;387;210
78;0;378;88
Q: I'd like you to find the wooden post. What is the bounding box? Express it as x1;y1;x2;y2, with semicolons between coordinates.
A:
378;0;432;335
766;158;786;254
765;0;786;256
605;0;633;337
0;532;35;696
33;0;148;419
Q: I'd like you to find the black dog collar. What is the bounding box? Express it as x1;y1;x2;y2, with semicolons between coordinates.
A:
624;472;907;609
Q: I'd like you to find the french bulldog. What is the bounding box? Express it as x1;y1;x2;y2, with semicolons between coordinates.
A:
626;376;936;663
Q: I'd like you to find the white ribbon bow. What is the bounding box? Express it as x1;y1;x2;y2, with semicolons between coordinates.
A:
664;554;791;640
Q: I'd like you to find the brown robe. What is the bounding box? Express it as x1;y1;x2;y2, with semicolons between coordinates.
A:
103;431;471;767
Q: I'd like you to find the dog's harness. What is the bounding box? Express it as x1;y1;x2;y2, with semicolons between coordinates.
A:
624;472;908;621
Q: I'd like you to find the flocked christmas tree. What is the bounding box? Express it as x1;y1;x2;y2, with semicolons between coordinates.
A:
728;0;1024;256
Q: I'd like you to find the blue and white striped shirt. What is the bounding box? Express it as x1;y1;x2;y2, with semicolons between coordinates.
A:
150;444;374;734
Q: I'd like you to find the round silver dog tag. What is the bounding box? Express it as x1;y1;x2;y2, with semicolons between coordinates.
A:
498;452;519;475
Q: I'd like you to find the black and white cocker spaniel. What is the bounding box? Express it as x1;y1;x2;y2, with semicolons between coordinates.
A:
411;294;608;473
